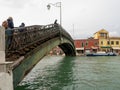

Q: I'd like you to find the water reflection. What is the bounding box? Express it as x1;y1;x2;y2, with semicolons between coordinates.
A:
72;56;120;90
16;56;75;90
49;56;75;90
15;56;120;90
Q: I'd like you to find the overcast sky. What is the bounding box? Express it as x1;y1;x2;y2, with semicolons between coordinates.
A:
0;0;120;39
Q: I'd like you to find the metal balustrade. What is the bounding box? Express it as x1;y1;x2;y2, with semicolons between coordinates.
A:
5;24;74;60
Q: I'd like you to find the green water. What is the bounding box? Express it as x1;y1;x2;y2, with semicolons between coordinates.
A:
15;56;120;90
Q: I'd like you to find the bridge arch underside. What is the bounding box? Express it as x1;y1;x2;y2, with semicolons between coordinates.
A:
13;37;76;88
29;36;76;57
43;37;76;56
59;42;76;56
50;37;76;56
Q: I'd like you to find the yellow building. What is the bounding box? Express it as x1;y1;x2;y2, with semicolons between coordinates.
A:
94;29;109;39
93;29;111;51
109;37;120;54
92;28;120;54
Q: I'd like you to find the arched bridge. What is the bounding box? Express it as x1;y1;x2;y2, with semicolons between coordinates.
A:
5;23;76;88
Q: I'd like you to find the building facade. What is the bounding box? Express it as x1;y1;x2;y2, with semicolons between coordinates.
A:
93;29;120;54
49;29;120;55
74;38;99;55
109;37;120;54
93;29;110;51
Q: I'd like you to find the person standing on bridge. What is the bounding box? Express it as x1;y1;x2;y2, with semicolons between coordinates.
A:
2;20;13;50
18;22;26;45
19;22;25;27
7;17;14;29
54;19;58;24
2;20;8;29
19;22;25;32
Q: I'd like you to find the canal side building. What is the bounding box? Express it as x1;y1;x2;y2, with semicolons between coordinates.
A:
93;29;120;54
74;29;120;55
49;29;120;55
74;38;99;55
109;37;120;54
93;29;111;51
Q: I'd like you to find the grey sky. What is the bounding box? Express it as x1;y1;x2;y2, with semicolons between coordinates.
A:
0;0;120;39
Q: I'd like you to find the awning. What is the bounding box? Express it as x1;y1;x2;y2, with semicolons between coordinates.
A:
76;48;84;50
101;46;111;48
112;47;120;50
91;46;98;49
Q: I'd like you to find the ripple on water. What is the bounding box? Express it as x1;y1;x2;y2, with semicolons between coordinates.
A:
16;56;120;90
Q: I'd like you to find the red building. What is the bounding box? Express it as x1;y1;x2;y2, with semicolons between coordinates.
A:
74;38;99;55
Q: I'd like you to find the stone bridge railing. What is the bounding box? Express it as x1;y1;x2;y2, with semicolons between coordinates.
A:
5;24;74;59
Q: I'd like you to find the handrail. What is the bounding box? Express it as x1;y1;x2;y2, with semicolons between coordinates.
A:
5;24;74;58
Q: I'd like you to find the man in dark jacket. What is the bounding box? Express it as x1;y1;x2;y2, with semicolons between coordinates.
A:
7;17;14;29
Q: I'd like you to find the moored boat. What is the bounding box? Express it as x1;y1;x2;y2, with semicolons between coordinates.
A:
86;51;117;56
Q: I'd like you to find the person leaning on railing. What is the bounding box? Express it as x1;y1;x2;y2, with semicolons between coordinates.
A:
7;17;14;29
2;20;13;50
19;22;25;32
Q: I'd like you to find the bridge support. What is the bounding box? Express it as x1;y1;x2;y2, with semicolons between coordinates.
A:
0;27;13;90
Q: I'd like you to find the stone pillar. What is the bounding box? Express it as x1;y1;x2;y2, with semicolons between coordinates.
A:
0;62;13;90
0;27;5;63
0;26;13;90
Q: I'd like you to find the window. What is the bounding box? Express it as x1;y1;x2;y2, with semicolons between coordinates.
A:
107;41;110;45
86;42;88;46
100;33;104;37
82;42;84;47
101;41;103;45
94;42;98;46
111;41;114;45
100;33;107;38
116;41;119;45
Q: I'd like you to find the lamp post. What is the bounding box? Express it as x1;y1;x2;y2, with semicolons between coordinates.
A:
47;2;62;42
47;2;62;26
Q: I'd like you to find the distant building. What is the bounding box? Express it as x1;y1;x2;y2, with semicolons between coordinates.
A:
109;37;120;54
49;46;64;55
93;29;120;54
74;38;99;55
49;29;120;55
94;29;109;39
93;29;111;51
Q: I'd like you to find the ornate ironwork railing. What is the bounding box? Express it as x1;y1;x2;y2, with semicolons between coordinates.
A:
5;24;74;57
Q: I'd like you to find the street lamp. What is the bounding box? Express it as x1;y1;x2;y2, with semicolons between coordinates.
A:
47;2;62;26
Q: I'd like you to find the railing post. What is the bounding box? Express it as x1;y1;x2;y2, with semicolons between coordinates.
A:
0;26;13;90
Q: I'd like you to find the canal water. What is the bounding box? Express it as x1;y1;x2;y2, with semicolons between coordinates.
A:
15;56;120;90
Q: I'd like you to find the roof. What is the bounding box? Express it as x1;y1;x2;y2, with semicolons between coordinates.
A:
94;29;108;35
109;37;120;39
